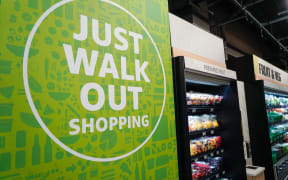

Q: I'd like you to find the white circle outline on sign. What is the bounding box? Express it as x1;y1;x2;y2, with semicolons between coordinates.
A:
23;0;166;162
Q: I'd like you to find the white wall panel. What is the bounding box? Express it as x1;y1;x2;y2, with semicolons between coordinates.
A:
169;13;226;65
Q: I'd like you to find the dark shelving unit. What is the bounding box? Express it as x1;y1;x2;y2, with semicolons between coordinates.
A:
173;56;246;180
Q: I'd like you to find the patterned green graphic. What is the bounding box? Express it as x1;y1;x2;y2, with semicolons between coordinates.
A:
0;0;178;179
26;0;166;159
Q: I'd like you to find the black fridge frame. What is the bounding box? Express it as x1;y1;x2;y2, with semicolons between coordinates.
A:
173;56;247;180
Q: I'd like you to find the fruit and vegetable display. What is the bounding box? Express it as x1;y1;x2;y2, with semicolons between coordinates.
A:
265;94;288;106
267;111;284;123
266;93;288;164
190;136;222;156
270;123;288;163
186;92;223;106
272;143;288;164
269;126;288;143
188;114;219;132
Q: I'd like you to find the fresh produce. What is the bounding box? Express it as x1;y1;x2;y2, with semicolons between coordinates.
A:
192;157;223;180
265;94;288;106
186;92;223;105
190;136;222;156
188;114;219;132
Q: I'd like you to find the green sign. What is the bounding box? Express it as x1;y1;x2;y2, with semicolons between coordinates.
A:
0;0;178;179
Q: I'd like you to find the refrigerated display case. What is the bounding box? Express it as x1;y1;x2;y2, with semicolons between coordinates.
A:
173;56;247;180
227;54;288;180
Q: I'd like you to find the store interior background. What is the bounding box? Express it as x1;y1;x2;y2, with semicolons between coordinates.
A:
169;1;288;179
2;0;288;179
168;0;288;70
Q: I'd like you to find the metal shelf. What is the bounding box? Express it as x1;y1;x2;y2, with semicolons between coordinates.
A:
186;105;220;114
191;148;224;162
189;127;220;137
266;105;288;110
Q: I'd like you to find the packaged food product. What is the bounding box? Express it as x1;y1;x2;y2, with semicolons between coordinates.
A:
190;144;198;156
208;95;215;105
207;156;223;171
188;116;196;131
197;138;205;152
200;95;208;105
186;92;201;105
190;136;222;156
188;116;202;131
192;161;210;178
207;120;213;129
191;155;224;179
267;111;283;123
202;115;210;129
186;92;224;106
207;138;216;150
265;93;288;106
191;139;202;154
211;115;219;128
188;114;219;132
215;136;222;148
215;95;223;104
274;108;283;113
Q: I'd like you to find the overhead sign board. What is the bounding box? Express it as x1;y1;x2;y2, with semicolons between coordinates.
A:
253;55;288;89
184;56;237;80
